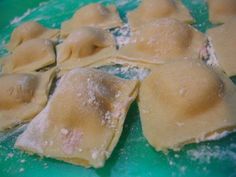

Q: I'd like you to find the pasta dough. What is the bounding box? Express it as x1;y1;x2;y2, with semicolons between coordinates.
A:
128;0;193;30
208;0;236;24
61;3;122;38
139;59;236;151
2;39;56;73
0;69;56;131
15;67;139;168
112;18;206;67
57;27;116;74
207;18;236;77
7;21;59;51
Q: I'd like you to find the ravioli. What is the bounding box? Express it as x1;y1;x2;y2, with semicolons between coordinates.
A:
111;18;206;67
7;21;59;51
15;67;139;168
0;69;55;131
2;39;56;73
139;59;236;151
128;0;193;30
61;3;122;38
57;27;116;74
208;0;236;24
207;19;236;77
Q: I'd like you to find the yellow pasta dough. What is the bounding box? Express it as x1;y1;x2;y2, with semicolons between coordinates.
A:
57;27;116;74
60;3;122;38
7;21;59;51
0;69;56;131
109;18;206;67
208;0;236;24
128;0;193;30
207;18;236;77
139;59;236;151
15;67;139;168
2;39;56;73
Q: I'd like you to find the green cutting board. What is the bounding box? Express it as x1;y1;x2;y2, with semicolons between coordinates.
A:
0;0;236;177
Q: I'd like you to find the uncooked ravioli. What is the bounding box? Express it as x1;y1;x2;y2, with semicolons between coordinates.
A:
15;67;139;168
207;18;236;77
110;18;206;67
60;3;122;38
7;21;59;51
0;69;56;131
2;39;56;73
208;0;236;24
139;59;236;151
128;0;193;30
57;27;116;74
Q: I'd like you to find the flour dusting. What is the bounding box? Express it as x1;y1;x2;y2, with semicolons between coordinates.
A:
187;144;236;164
98;64;150;80
10;8;36;25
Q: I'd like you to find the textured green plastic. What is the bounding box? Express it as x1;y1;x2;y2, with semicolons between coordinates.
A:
0;0;236;177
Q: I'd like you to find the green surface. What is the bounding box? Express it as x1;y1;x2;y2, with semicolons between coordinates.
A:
0;0;236;177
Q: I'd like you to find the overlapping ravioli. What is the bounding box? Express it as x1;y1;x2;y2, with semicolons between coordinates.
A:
15;68;139;168
57;27;116;74
110;18;206;67
7;21;59;51
207;19;236;77
208;0;236;24
61;3;122;38
139;59;236;151
2;39;56;73
128;0;193;30
0;69;55;131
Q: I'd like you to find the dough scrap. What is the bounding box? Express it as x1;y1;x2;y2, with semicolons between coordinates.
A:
139;59;236;151
207;18;236;77
61;3;122;38
57;27;116;74
208;0;236;24
0;69;56;131
15;67;139;168
128;0;193;30
2;39;56;73
7;21;59;51
111;18;206;67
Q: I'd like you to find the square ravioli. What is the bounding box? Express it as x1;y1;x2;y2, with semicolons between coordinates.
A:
106;18;206;68
139;59;236;151
15;67;139;168
128;0;193;30
60;3;122;38
0;69;56;131
2;39;56;73
7;21;59;52
56;27;116;75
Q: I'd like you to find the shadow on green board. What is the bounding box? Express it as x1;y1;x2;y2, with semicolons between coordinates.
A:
231;76;236;85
